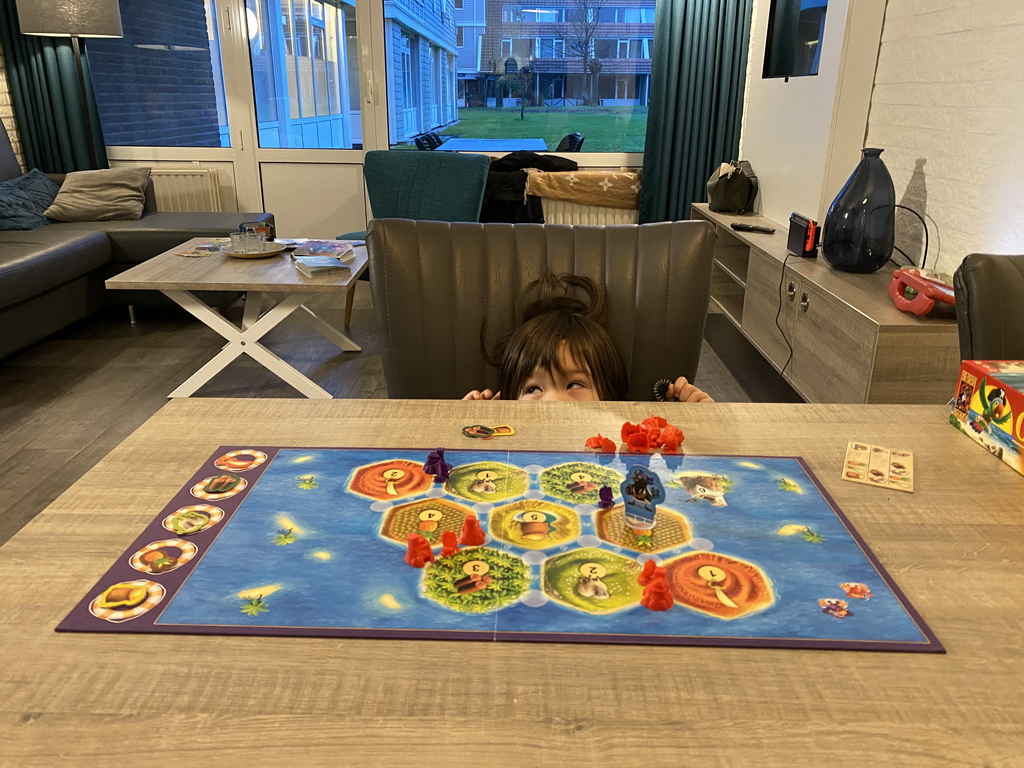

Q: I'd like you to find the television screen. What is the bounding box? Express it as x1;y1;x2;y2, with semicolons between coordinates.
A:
763;0;829;79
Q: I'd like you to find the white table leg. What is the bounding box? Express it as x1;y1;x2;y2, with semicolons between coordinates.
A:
162;290;339;399
295;304;362;351
241;291;263;330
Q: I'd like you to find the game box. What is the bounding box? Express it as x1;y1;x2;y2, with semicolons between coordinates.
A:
950;360;1024;477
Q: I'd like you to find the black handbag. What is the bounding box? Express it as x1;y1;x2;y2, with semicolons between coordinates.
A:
706;160;758;213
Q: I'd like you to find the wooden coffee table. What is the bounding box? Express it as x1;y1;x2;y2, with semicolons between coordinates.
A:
105;238;367;399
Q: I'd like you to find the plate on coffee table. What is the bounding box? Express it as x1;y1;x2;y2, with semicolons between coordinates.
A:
220;242;287;259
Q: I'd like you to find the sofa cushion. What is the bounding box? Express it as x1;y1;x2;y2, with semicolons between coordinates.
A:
58;212;276;262
0;227;110;309
0;169;61;231
44;167;151;222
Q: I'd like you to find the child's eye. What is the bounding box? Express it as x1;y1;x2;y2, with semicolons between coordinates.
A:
567;382;587;389
524;385;541;394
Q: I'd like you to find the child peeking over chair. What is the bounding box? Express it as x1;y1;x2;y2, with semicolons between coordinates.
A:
463;273;714;403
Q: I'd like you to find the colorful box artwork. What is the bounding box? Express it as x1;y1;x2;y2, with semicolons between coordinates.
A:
950;360;1024;478
58;447;942;652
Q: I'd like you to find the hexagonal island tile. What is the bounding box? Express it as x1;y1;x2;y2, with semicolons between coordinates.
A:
445;461;529;503
380;498;475;547
489;499;580;550
541;547;643;615
595;504;692;553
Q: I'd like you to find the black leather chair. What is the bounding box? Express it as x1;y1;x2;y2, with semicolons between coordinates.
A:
413;135;432;150
426;132;443;148
954;253;1024;359
555;132;585;152
366;218;717;399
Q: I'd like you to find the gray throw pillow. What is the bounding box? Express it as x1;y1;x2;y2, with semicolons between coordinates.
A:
44;166;151;221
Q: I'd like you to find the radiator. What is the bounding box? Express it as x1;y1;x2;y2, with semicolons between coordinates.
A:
149;168;222;212
540;198;639;225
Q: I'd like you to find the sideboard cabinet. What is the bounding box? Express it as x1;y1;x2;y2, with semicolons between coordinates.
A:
691;204;960;404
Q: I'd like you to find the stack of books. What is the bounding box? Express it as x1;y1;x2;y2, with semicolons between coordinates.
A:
291;240;356;278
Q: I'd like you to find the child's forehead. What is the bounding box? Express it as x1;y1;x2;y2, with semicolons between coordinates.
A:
537;340;591;373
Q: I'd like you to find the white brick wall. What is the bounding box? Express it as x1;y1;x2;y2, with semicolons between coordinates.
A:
0;40;24;170
866;0;1024;275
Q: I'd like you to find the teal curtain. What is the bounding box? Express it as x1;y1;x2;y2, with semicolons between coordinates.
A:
0;0;109;172
640;0;753;223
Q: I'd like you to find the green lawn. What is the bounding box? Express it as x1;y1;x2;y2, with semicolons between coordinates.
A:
438;106;648;153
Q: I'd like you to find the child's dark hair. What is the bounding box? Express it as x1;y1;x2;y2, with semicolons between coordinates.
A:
489;273;628;400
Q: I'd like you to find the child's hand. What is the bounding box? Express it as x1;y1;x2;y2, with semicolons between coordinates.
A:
666;377;714;403
462;389;501;400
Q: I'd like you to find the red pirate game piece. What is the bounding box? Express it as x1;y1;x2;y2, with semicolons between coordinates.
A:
404;533;435;568
641;571;674;612
637;558;658;586
458;515;486;546
440;530;460;557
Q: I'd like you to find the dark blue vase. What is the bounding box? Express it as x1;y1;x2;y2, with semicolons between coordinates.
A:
822;148;896;273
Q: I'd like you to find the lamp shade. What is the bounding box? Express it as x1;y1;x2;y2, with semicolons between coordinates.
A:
16;0;123;38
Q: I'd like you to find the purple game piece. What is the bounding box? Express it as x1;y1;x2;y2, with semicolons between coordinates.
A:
423;448;444;475
435;460;452;483
599;485;614;509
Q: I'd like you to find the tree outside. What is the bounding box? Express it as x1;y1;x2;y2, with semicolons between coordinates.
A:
567;0;610;107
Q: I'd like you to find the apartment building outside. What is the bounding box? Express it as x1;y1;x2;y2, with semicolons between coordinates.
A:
456;0;654;109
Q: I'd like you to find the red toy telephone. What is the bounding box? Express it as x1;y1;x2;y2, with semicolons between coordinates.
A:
887;268;956;317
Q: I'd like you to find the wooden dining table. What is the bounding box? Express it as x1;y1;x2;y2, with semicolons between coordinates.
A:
0;399;1021;766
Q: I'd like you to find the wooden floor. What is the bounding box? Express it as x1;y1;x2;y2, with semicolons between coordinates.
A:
0;284;796;546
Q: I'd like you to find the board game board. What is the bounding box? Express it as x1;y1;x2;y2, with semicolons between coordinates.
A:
58;447;943;652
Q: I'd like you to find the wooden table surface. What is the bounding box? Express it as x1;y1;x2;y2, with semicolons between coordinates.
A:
105;238;368;294
1;399;1021;766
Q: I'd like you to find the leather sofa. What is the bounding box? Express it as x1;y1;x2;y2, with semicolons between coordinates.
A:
0;123;274;359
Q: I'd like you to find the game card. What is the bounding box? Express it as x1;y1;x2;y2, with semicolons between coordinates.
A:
843;441;869;483
842;442;914;493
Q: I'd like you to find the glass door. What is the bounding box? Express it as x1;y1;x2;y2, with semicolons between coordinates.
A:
246;0;362;149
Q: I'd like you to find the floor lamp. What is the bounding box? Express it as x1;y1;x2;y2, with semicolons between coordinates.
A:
15;0;123;169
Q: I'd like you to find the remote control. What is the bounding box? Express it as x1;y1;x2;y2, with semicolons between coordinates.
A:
731;223;776;234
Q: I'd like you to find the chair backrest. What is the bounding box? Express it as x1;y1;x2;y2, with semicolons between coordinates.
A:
574;136;585;151
363;150;490;223
555;132;582;152
953;253;1024;359
426;132;442;148
367;219;717;399
413;135;431;150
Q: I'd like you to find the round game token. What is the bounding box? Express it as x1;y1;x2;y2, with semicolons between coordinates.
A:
129;538;199;575
191;475;247;500
462;560;490;576
162;505;225;535
579;562;608;579
88;580;166;623
214;450;268;472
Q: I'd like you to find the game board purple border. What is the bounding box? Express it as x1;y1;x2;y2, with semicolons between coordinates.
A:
56;446;944;653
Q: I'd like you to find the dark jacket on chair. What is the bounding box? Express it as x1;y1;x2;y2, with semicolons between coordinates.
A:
480;152;579;224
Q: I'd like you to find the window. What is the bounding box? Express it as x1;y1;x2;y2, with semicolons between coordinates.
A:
537;37;565;58
454;0;462;7
598;6;656;23
251;0;359;148
389;0;660;152
88;0;230;147
502;5;568;23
